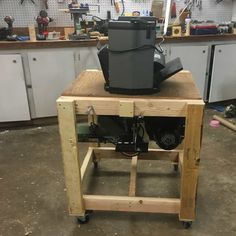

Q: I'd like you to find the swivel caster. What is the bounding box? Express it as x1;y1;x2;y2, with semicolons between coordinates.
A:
77;214;89;224
182;221;192;229
93;161;98;168
77;211;92;224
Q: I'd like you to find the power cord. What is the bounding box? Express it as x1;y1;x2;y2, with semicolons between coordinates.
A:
120;0;125;16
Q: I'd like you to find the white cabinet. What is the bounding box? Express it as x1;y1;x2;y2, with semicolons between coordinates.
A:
28;50;75;118
209;44;236;102
169;45;209;98
0;54;30;122
74;47;100;76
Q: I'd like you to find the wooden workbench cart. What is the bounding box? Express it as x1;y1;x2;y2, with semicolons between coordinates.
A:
57;70;204;228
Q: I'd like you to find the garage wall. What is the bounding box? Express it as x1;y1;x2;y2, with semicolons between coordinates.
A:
232;0;236;20
0;0;233;27
177;0;233;23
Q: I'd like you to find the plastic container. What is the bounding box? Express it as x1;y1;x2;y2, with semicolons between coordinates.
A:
185;14;191;36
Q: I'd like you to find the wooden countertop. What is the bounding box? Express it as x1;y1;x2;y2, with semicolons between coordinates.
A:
1;34;236;50
0;39;99;50
62;70;201;100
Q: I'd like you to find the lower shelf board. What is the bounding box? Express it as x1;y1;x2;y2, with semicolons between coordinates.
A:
83;195;180;214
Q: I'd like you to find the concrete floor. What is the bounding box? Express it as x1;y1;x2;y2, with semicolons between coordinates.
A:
0;109;236;236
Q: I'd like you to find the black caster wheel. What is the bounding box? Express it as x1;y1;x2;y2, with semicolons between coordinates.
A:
173;164;178;171
77;214;89;224
182;221;192;229
77;211;92;224
93;161;98;168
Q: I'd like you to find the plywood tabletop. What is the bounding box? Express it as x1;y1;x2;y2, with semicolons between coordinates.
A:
62;70;201;100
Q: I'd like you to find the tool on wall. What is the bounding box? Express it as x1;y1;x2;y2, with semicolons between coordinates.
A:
42;0;49;9
184;0;202;10
91;10;111;36
113;0;125;15
114;0;120;13
184;0;193;10
20;0;35;5
196;0;202;10
171;0;176;18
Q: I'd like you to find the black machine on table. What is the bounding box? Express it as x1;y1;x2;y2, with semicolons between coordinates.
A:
79;115;185;153
78;16;185;154
98;16;183;95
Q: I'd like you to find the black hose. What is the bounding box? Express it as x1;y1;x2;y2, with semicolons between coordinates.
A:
92;15;103;21
120;0;125;16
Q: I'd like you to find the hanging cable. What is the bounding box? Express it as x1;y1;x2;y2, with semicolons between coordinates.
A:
158;36;165;53
120;0;125;16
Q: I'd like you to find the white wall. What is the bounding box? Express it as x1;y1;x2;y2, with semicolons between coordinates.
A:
0;0;234;27
232;0;236;21
176;0;233;23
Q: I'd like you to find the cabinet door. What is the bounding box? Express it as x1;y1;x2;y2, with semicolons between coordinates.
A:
0;54;30;122
28;51;75;118
75;47;100;75
209;44;236;102
170;45;209;98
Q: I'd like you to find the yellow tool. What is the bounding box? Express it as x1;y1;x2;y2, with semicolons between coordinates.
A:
114;0;120;13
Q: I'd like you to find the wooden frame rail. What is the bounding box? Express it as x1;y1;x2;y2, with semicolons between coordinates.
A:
57;95;204;222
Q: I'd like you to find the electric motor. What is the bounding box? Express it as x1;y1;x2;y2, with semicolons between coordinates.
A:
144;117;185;150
